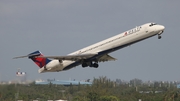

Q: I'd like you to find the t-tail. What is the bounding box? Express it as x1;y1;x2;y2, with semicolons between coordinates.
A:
28;51;52;68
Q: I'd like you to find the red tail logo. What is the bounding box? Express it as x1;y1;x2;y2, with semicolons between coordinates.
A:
28;51;51;68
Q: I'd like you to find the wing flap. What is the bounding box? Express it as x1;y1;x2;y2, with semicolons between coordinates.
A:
97;54;117;62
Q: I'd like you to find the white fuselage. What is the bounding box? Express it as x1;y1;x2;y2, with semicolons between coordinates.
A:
38;23;165;73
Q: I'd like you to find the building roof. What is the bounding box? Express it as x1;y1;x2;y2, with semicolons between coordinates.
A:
35;80;92;86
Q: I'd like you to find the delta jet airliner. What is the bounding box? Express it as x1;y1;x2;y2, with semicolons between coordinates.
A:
14;23;165;73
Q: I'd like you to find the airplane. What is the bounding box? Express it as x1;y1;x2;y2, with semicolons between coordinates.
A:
13;22;165;73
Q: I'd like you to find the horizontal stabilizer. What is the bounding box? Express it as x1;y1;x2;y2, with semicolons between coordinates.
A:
13;53;41;59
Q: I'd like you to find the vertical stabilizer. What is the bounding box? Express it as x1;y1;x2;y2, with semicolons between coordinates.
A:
28;51;51;68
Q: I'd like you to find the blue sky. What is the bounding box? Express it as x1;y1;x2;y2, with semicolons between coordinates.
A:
0;1;180;81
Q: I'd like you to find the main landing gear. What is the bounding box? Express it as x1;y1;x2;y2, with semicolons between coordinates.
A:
82;62;99;68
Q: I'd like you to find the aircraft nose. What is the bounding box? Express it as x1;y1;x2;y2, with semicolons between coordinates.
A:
157;25;165;31
159;25;165;30
156;25;165;35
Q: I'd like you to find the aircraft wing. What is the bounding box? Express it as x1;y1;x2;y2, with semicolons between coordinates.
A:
37;53;97;61
13;52;115;62
97;54;117;62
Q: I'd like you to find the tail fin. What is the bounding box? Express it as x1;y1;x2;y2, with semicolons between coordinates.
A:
28;51;51;68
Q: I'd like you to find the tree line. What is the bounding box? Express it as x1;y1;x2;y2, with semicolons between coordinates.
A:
0;76;180;101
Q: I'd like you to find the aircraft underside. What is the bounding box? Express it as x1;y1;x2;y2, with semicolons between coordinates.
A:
63;32;161;70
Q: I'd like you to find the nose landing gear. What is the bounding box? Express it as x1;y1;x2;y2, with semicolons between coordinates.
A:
158;35;161;39
158;31;163;39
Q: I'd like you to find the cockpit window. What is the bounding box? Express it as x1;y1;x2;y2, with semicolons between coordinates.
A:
149;23;157;27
